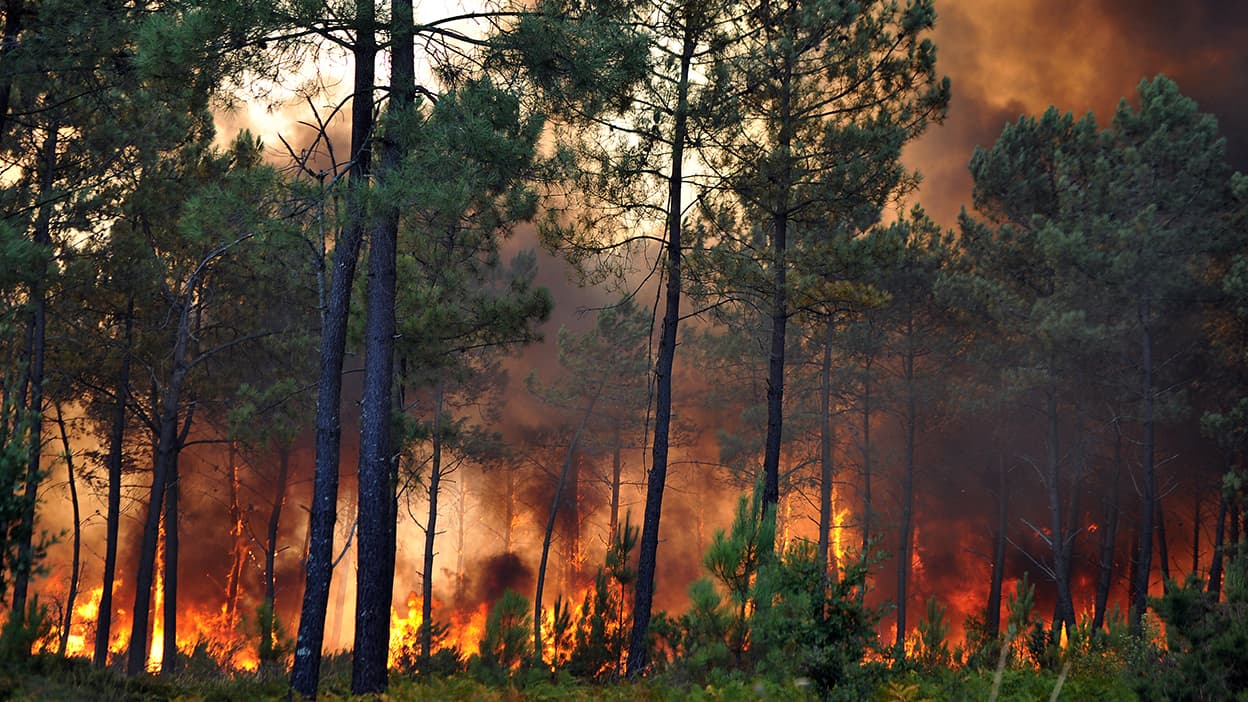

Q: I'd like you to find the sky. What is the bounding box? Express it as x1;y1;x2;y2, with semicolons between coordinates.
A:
909;0;1248;225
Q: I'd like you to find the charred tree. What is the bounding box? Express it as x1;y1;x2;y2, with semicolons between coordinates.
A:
94;298;132;668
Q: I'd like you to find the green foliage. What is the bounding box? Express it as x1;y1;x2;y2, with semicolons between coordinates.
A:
1141;564;1248;702
913;598;951;671
471;589;533;684
567;514;638;680
253;599;292;673
0;595;51;665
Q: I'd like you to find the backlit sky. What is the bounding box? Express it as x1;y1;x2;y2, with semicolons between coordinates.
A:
912;0;1248;224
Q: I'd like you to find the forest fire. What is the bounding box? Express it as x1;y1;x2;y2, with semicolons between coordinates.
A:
2;0;1248;700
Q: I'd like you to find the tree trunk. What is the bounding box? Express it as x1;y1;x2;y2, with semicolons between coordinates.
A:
1157;498;1171;591
626;20;694;678
127;300;191;677
10;123;55;624
535;392;598;665
860;363;874;584
161;449;180;675
1208;492;1227;599
818;318;835;585
1191;488;1201;579
610;421;622;543
761;56;794;539
288;1;375;696
1093;423;1122;632
95;298;132;668
419;384;444;665
54;404;80;658
1044;372;1074;640
262;442;292;663
224;441;246;630
351;0;411;691
986;452;1007;637
1131;299;1155;633
896;324;917;652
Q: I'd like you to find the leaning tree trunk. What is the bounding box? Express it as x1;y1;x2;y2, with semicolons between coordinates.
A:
95;298;132;668
1044;371;1074;640
54;404;80;658
535;391;598;666
626;20;693;678
288;1;375;695
1157;499;1172;592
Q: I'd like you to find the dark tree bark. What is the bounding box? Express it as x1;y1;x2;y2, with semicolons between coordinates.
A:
419;385;444;665
1131;301;1155;633
1157;498;1171;591
161;447;180;675
818;319;835;584
95;298;132;668
1044;372;1074;640
10;123;55;623
265;444;292;608
859;363;874;584
1093;423;1123;631
54;404;79;658
1191;488;1201;578
224;441;246;630
896;318;917;652
288;0;375;694
535;392;597;665
126;300;190;677
609;421;623;541
761;57;794;534
986;452;1007;637
351;0;411;692
626;18;694;678
1208;492;1227;599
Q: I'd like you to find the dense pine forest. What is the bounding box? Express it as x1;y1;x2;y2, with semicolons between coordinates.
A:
1;1;1246;700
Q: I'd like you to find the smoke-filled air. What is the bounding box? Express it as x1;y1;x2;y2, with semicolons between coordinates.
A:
2;1;1248;700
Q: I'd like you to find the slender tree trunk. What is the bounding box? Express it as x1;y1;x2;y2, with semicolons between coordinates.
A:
1044;372;1073;640
986;451;1007;637
54;404;80;658
860;363;874;581
610;421;622;542
818;318;835;584
95;298;132;667
351;1;412;691
288;1;375;695
10;123;56;623
127;301;191;677
419;384;444;665
626;20;694;678
263;442;292;664
1208;492;1227;599
535;392;598;665
896;328;917;652
1157;499;1171;591
761;56;794;536
161;449;180;675
1093;423;1123;631
224;440;246;629
1132;300;1155;633
1191;488;1201;578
